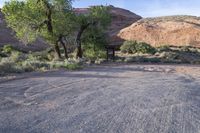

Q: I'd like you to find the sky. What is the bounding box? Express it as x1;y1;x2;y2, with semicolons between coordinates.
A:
1;0;200;17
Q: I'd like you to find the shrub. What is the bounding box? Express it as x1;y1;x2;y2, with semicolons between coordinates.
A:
0;51;7;58
84;49;106;61
0;52;28;74
28;50;54;61
83;43;106;61
0;58;23;74
21;60;50;72
0;49;83;74
120;41;156;54
136;42;156;54
120;40;137;54
0;47;7;57
10;51;27;62
2;45;14;54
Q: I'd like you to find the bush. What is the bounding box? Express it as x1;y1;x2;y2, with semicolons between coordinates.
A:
21;60;50;72
0;51;7;58
2;45;14;54
10;51;27;62
0;48;83;74
28;50;54;61
136;42;156;54
0;51;28;74
83;43;106;61
84;49;106;61
0;58;23;74
120;40;137;54
120;41;156;54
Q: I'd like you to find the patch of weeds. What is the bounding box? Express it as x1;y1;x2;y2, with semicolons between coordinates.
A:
2;44;14;54
0;58;23;74
50;60;82;70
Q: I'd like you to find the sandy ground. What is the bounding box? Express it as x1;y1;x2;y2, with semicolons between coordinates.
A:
0;64;200;133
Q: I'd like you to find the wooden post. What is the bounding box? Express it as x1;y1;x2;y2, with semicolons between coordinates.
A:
106;45;115;62
113;48;115;61
106;48;109;61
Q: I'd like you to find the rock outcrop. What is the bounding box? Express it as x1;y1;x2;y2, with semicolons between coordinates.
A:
118;15;200;47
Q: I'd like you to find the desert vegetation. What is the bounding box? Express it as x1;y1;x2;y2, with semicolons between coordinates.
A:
120;40;156;54
0;44;83;75
0;0;111;74
119;40;200;64
2;0;111;59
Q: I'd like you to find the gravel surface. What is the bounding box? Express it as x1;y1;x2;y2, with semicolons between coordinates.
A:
0;64;200;133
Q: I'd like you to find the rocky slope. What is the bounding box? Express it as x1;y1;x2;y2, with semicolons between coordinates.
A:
0;10;48;52
118;15;200;47
107;6;142;45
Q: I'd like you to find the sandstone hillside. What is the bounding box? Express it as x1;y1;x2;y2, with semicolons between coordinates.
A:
118;15;200;47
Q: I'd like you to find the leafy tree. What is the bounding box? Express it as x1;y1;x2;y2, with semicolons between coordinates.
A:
2;0;74;59
82;23;109;60
75;6;111;58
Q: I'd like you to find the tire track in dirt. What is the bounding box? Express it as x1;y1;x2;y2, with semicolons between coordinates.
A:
0;65;200;133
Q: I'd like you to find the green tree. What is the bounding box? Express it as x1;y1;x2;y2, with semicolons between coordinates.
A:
2;0;74;59
75;6;111;58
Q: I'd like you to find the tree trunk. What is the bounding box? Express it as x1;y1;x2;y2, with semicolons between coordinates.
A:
76;29;83;58
76;35;82;58
76;23;91;58
54;43;61;59
60;37;68;59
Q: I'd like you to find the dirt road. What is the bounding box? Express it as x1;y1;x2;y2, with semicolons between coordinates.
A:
0;64;200;133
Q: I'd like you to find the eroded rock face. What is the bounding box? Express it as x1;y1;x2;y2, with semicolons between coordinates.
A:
108;6;142;45
118;16;200;47
0;10;48;52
